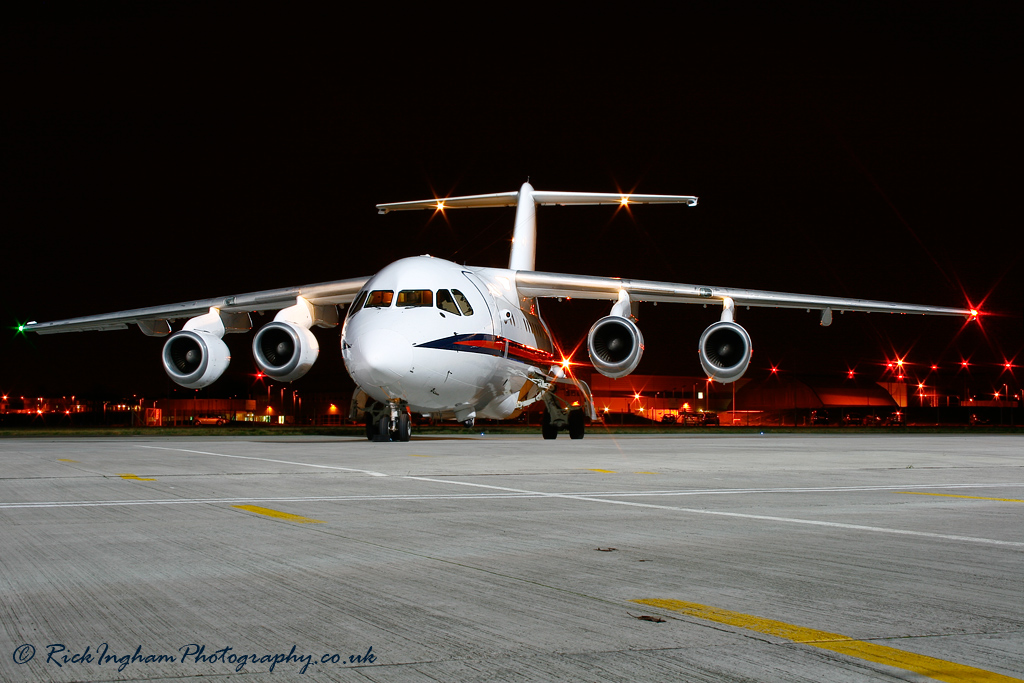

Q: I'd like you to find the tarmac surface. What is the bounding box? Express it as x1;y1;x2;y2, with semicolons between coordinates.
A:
0;433;1022;682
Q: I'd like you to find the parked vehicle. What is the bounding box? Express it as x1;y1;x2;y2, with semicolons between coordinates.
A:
810;409;830;425
883;411;906;426
700;411;720;426
194;416;226;426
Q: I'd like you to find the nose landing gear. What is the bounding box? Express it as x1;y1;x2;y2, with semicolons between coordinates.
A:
364;401;412;442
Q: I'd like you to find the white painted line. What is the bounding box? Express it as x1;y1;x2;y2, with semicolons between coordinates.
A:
0;493;542;509
405;477;1024;548
137;445;389;477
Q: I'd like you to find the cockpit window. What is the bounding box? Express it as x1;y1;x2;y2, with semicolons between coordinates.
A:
436;289;461;315
364;290;394;308
397;289;433;307
350;290;368;314
451;289;474;316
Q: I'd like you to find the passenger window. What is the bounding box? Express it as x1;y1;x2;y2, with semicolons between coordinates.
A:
436;289;461;316
364;290;394;308
451;289;474;316
397;289;433;307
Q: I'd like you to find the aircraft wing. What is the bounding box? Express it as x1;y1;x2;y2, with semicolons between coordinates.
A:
515;271;976;320
22;276;371;335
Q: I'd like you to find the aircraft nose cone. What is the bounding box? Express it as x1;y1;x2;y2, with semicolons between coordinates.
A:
353;328;413;387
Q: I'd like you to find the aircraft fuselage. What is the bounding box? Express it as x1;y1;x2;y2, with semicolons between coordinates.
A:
341;256;558;423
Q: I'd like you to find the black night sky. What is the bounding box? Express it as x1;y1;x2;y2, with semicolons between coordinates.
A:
1;5;1020;401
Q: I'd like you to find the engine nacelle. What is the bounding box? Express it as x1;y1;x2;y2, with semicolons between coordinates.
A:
162;330;231;389
698;320;752;383
253;321;319;382
588;315;644;379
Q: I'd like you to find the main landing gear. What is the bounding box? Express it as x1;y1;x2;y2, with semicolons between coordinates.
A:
364;401;412;442
541;393;585;440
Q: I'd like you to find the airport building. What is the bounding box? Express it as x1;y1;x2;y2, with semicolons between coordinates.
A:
1;374;1017;427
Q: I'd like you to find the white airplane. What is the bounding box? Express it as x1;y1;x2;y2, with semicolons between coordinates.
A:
24;182;978;441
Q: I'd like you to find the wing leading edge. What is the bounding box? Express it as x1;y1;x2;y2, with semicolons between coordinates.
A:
23;276;370;335
515;271;976;319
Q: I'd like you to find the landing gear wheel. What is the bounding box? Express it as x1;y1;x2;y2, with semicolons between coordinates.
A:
568;410;585;440
541;410;558;440
378;415;392;442
397;413;412;442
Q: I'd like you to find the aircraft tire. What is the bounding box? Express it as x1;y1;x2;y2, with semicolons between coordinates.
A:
397;413;412;442
568;410;585;440
378;415;392;442
365;414;377;441
541;411;558;440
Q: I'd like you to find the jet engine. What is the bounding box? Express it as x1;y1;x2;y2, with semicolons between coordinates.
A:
162;331;231;389
252;300;321;382
698;320;752;383
253;322;319;382
588;315;644;379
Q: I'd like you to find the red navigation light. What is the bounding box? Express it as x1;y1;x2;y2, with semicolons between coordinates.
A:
931;365;938;371
847;370;855;378
962;361;969;367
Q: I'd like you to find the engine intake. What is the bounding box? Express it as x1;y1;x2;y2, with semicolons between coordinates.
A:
253;321;319;382
588;315;644;379
162;330;231;389
698;320;752;383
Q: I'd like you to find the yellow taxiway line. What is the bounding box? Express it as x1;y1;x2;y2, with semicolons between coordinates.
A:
900;492;1024;503
633;599;1021;683
232;505;324;524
